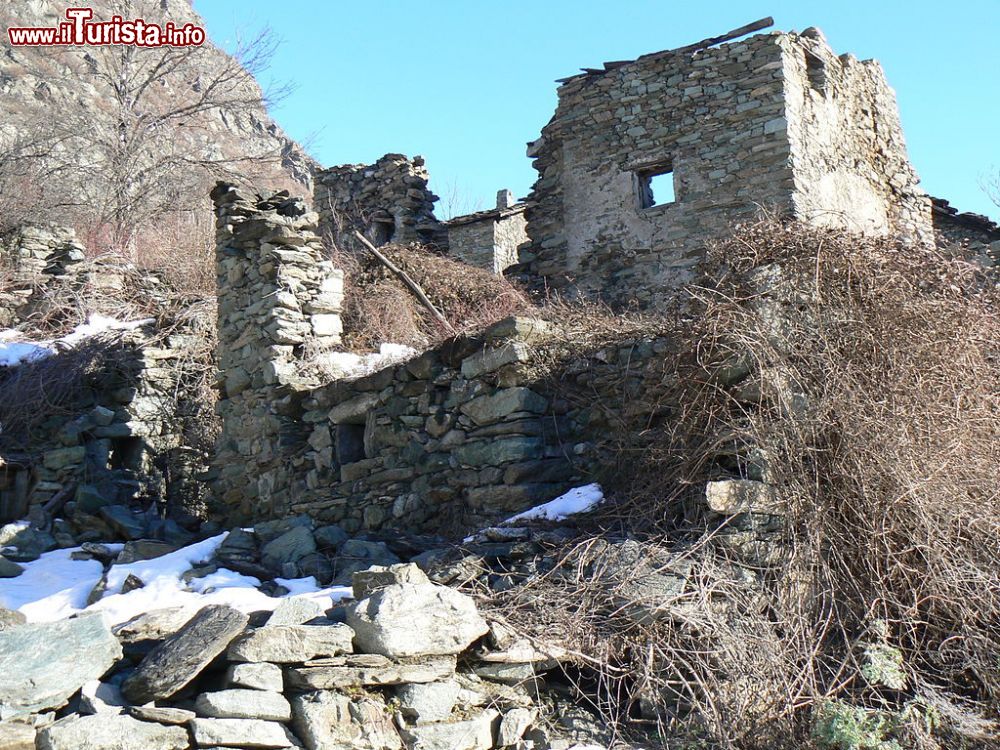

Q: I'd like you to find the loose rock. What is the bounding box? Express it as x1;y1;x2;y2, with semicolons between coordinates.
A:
195;688;292;721
346;583;488;658
0;612;122;720
121;604;249;705
35;714;189;750
227;624;354;663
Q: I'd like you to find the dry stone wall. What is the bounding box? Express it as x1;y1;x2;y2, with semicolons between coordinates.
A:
210;184;345;524
446;190;529;274
210;190;677;534
780;29;931;243
314;154;445;252
518;29;933;306
0;226;212;526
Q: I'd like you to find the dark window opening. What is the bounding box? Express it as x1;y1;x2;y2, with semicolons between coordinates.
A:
110;437;144;473
637;165;676;209
335;423;366;465
805;52;828;94
371;215;395;246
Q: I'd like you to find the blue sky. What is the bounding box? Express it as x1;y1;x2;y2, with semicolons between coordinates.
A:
194;1;999;220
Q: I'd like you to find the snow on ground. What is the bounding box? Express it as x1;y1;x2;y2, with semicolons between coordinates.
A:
0;531;352;626
0;315;153;368
503;483;604;524
464;484;605;543
315;342;418;379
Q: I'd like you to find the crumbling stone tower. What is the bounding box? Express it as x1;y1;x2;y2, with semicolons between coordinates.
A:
520;28;934;305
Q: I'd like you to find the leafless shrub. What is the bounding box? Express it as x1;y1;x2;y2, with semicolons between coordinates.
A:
485;218;1000;749
328;241;533;351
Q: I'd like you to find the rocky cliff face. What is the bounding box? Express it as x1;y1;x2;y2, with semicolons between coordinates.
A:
0;0;314;234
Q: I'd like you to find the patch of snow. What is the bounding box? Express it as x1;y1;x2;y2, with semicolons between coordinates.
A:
103;533;227;596
277;575;353;603
0;548;108;622
0;340;53;367
503;483;604;524
0;531;355;626
463;483;605;543
315;343;418;379
0;315;153;368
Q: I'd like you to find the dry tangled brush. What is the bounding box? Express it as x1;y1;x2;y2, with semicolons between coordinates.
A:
0;258;218;456
328;242;532;351
490;219;1000;749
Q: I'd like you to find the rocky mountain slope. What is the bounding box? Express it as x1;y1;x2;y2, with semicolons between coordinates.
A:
0;0;314;238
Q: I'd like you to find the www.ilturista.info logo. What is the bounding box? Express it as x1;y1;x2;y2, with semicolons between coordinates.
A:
7;7;206;47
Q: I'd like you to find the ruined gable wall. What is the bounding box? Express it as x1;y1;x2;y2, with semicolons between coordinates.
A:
521;33;794;307
313;154;445;252
493;213;529;274
779;30;933;242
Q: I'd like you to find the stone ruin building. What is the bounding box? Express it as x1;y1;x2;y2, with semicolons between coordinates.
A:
5;22;996;536
445;190;530;274
204;23;998;535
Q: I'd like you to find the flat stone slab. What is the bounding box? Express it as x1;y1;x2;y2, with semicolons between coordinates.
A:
35;714;189;750
195;689;292;721
126;705;195;725
122;604;249;704
227;624;354;663
0;612;122;720
263;598;326;627
189;717;302;749
398;709;499;750
285;654;456;691
225;661;284;692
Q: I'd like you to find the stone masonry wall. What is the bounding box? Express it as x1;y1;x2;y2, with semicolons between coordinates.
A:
780;29;932;242
447;191;530;274
314;154;445;252
210;190;677;535
518;29;934;306
0;227;212;525
519;32;795;306
210;184;345;523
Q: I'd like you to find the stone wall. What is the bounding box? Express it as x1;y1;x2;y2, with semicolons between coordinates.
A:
518;29;933;306
313;154;445;252
210;184;345;523
781;29;931;242
209;192;677;534
0;226;212;525
446;190;529;274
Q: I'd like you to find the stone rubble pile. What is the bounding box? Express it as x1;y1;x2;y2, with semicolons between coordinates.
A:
0;562;612;750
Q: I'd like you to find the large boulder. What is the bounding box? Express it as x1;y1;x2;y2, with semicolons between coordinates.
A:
0;613;122;720
346;583;488;658
121;604;248;704
35;714;188;750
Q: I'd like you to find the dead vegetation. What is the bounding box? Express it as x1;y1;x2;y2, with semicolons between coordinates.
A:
484;218;1000;749
0;258;219;468
328;241;533;351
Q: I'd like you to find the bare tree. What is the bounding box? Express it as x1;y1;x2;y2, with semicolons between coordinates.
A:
0;0;297;254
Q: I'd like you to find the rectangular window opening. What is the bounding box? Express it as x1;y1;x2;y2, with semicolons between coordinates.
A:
637;166;675;209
